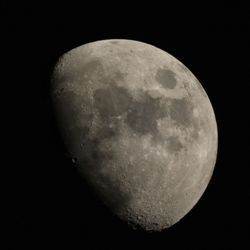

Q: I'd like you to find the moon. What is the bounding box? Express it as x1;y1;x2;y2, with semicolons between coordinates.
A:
51;39;218;231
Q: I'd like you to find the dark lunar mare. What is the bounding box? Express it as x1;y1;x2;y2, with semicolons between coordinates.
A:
155;68;177;89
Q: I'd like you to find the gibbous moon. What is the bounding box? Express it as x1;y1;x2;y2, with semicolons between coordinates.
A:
51;39;218;231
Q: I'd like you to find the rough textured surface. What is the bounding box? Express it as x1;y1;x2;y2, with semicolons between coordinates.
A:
51;39;218;231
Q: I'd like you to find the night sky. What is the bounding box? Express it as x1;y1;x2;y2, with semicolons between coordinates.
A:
4;2;249;249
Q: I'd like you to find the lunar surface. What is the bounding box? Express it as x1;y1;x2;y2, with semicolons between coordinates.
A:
51;39;218;231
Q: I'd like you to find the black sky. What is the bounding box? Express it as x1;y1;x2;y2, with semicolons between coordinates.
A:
4;2;250;249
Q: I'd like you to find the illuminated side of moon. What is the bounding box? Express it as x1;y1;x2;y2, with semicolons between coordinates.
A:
51;39;218;231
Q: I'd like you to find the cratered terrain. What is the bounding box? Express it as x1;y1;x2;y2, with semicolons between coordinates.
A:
51;39;218;231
